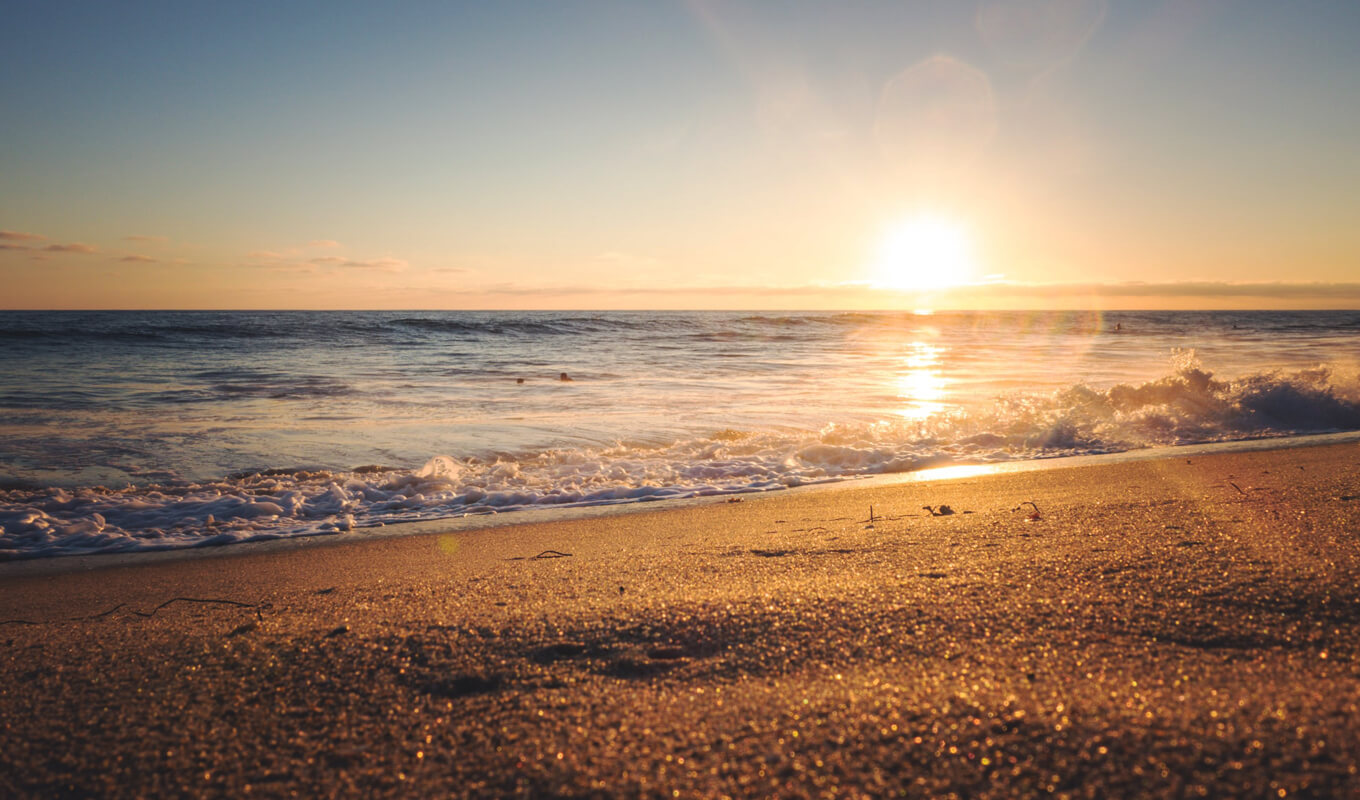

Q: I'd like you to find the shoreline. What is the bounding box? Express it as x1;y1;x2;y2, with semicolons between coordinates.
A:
3;439;1359;796
6;429;1359;580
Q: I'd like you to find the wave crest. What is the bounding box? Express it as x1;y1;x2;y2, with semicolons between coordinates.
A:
3;360;1358;560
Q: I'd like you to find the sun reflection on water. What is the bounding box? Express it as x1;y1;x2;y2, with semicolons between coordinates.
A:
895;341;948;420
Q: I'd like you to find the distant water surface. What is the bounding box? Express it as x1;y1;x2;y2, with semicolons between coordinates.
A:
2;310;1358;558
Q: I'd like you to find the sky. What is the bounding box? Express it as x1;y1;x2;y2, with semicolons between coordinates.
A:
2;0;1358;310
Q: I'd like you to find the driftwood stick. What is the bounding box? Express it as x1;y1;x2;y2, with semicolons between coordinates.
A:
1;596;266;627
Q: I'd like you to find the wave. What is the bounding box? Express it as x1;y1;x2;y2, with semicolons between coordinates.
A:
0;310;947;347
3;360;1358;561
7;311;1357;353
0;314;315;344
386;315;657;337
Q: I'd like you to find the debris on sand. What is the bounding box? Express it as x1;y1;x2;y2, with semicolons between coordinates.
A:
534;550;572;559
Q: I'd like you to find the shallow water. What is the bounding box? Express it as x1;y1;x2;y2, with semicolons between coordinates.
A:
2;309;1358;558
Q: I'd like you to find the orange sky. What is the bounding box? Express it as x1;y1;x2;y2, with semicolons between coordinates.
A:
3;1;1358;310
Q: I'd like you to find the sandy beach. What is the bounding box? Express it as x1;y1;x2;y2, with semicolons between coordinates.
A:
3;441;1358;797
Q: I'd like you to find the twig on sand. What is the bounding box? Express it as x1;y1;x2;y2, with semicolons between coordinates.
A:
1012;501;1043;522
1229;482;1248;495
131;597;266;621
506;550;574;561
0;596;268;627
923;505;955;517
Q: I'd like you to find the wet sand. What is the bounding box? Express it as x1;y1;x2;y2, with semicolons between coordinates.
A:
3;442;1359;798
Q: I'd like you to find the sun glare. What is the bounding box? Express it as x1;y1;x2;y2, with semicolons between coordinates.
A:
871;215;975;292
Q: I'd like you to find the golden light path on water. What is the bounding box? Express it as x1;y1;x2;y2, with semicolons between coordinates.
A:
877;309;1117;425
894;340;948;420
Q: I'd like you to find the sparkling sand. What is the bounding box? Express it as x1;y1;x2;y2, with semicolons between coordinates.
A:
2;442;1359;797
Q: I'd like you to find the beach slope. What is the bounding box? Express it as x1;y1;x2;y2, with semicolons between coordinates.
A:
3;443;1359;797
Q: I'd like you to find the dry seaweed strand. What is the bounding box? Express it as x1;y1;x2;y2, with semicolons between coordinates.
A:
1012;501;1043;521
0;596;268;627
506;549;574;561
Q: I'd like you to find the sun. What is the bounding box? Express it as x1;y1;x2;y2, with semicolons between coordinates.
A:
870;214;975;291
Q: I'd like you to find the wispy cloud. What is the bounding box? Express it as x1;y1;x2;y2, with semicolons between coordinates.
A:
967;280;1360;299
0;230;45;242
307;239;341;248
408;279;1360;304
247;252;409;273
335;257;407;272
122;235;169;243
119;254;158;263
0;243;32;251
306;255;407;271
43;243;98;254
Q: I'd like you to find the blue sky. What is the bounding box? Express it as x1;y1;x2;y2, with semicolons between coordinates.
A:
3;1;1358;308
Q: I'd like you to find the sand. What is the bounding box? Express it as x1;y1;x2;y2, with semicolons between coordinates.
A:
2;442;1359;798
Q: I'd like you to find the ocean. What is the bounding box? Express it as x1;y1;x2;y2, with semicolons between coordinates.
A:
2;309;1359;560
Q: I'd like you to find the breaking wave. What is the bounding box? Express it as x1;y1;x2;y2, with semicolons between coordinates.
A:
3;360;1358;560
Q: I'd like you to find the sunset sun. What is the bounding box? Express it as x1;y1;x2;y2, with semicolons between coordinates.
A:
3;3;1359;796
871;215;976;291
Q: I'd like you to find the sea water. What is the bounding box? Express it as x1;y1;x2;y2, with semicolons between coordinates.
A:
2;309;1358;559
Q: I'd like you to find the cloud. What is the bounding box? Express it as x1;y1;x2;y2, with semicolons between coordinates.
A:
0;230;45;241
408;279;1360;304
0;243;31;251
247;250;285;259
307;239;341;248
337;257;407;272
43;242;98;254
430;267;471;274
305;255;406;271
123;235;169;243
119;254;158;263
966;280;1360;299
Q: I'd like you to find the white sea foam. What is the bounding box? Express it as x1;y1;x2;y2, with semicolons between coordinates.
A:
3;360;1358;560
